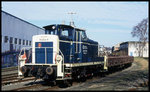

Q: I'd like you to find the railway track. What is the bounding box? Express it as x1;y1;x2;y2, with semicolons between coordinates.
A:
2;73;18;81
11;83;60;91
2;73;18;78
10;79;60;91
1;66;36;86
11;83;44;91
2;76;36;86
2;66;18;85
2;66;18;72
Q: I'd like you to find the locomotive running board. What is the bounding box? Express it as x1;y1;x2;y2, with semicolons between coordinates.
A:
65;61;104;67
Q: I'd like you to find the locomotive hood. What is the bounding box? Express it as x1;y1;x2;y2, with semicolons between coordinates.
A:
32;35;59;64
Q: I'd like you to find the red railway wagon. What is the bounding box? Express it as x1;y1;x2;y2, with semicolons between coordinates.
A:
107;56;134;67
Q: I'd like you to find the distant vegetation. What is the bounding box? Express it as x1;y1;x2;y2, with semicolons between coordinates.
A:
131;18;148;57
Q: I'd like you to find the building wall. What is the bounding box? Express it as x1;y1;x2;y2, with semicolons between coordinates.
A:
1;11;45;68
128;43;138;57
128;42;149;57
120;41;149;57
1;11;45;53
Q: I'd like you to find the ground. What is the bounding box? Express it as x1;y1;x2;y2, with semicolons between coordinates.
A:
62;57;149;91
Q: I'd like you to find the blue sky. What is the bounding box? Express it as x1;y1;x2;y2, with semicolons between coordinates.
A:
2;1;148;47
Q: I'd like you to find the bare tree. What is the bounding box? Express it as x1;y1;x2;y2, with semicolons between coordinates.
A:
131;18;149;57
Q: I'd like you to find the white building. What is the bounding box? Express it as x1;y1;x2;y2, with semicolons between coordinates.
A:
2;11;45;53
112;42;122;52
1;11;45;68
120;41;149;57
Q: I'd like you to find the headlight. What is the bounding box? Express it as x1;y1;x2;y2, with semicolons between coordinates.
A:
56;55;62;63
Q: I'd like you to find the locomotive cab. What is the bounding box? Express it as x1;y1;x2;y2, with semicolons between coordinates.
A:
44;24;88;42
44;24;74;41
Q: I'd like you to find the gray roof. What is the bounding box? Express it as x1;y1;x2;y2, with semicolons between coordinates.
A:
2;10;44;30
120;41;149;45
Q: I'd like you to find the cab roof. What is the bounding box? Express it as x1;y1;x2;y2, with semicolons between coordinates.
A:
43;24;85;31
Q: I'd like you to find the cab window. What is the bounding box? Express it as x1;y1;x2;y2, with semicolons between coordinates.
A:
45;30;56;35
62;29;69;37
60;27;73;38
45;25;57;35
81;31;87;39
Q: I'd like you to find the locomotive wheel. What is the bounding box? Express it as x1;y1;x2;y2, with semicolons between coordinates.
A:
89;73;94;79
64;80;72;87
44;79;56;86
20;66;28;77
20;66;27;74
81;77;86;82
58;80;72;88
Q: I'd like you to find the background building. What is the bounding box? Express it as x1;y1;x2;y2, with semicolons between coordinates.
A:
1;11;45;68
112;42;122;52
112;41;149;57
120;41;149;57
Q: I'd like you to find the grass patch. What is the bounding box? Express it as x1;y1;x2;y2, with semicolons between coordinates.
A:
134;57;148;70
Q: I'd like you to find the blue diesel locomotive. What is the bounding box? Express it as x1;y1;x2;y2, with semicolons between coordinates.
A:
18;24;126;86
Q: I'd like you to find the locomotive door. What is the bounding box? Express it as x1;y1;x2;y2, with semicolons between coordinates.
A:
75;30;82;62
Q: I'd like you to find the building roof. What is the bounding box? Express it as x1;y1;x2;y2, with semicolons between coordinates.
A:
120;41;149;45
2;11;44;30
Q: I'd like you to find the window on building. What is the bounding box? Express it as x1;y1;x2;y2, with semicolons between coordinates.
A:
15;38;17;44
10;37;13;44
29;41;31;46
144;48;147;51
26;40;28;45
4;36;8;43
134;51;137;54
19;39;21;45
23;40;25;45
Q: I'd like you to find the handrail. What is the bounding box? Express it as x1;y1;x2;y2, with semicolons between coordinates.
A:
18;47;32;77
57;48;65;79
